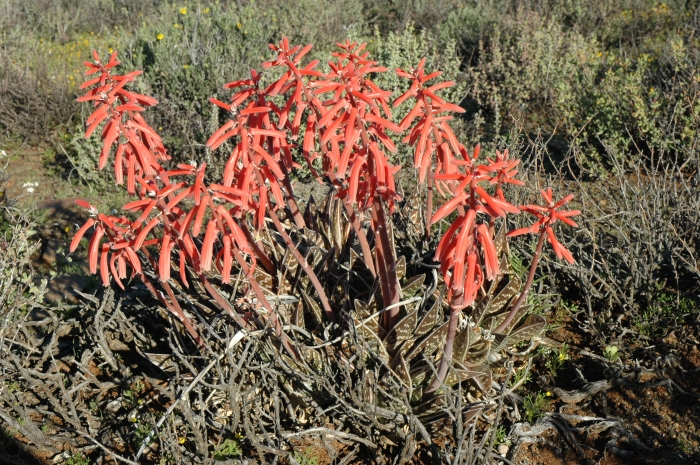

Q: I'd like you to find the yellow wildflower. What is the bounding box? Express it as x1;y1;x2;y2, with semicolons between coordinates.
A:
183;64;189;69
203;7;210;13
180;6;187;14
157;33;164;40
178;436;186;444
108;47;113;53
236;22;242;29
545;391;552;397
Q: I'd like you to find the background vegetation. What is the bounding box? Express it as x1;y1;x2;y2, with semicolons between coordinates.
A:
0;0;699;463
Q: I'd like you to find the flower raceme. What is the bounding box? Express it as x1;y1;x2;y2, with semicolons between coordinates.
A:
508;187;580;264
77;50;167;194
71;52;261;293
394;58;465;184
429;144;521;307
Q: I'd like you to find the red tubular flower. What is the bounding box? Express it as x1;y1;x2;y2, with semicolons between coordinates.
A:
508;187;580;263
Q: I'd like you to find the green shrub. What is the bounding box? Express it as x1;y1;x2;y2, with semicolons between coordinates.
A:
434;0;699;169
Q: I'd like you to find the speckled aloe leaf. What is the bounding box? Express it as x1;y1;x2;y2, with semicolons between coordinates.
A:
453;325;481;362
281;247;299;275
305;247;324;270
266;229;285;261
471;365;492;392
349;247;360;269
353;299;379;334
291;300;305;329
482;296;517;331
505;313;546;346
409;363;430;387
395;255;406;280
387;220;397;258
495;225;508;259
360;326;390;364
484;275;522;316
303;227;325;250
329;196;345;255
404;320;448;361
414;298;441;338
313;246;335;279
389;305;419;343
500;304;533;335
490;332;509;352
470;294;491;328
253;266;275;295
394;355;412;390
401;193;422;240
402;274;425;298
393;338;414;361
463;341;491;366
301;345;323;372
301;289;323;326
443;361;485;387
303;195;318;231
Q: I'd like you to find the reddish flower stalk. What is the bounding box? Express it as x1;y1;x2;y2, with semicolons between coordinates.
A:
423;147;520;394
493;188;580;334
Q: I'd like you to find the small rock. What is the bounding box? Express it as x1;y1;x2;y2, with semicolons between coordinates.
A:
106;399;122;413
53;451;71;463
497;444;509;456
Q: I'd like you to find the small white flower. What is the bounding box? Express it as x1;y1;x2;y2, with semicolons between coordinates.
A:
22;182;38;194
0;150;6;159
